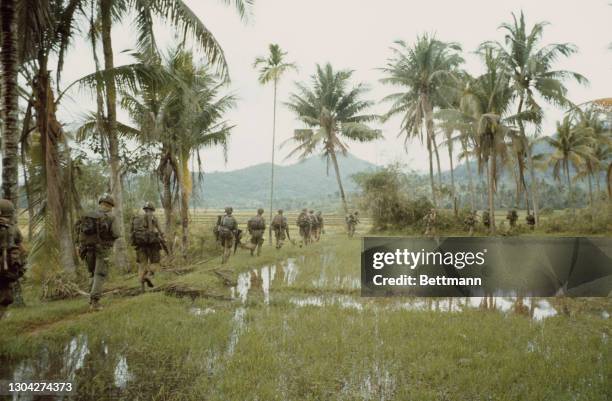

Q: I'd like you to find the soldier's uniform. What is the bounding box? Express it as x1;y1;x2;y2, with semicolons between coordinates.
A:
424;209;437;237
130;202;164;292
526;213;535;230
247;208;266;256
271;210;289;249
506;209;518;228
76;194;120;311
346;212;360;238
314;211;324;241
308;210;319;242
296;208;311;246
218;207;238;264
464;211;477;236
0;199;27;318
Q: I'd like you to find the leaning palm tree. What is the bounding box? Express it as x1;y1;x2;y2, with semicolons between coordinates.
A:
489;11;587;225
253;44;296;244
284;63;381;214
545;116;596;208
381;35;463;207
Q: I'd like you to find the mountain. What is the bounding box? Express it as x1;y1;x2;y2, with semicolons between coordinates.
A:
194;153;378;209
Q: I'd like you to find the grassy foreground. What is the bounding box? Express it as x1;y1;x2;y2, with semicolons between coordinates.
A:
0;231;610;401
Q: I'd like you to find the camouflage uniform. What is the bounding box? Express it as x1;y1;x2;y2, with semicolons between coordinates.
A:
346;212;359;238
526;213;535;230
314;211;324;241
506;209;518;228
424;209;437;237
271;210;289;249
0;200;27;318
308;210;319;242
218;207;238;264
297;209;311;246
130;202;164;292
79;194;120;311
482;211;491;229
464;211;477;237
247;208;266;256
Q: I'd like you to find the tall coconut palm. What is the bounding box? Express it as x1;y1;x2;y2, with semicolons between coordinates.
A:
284;63;381;214
545;116;596;208
489;11;587;225
95;0;251;267
381;35;463;207
253;44;296;245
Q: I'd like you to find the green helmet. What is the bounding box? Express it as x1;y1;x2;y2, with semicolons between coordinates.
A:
98;194;115;207
143;201;155;211
0;199;15;217
257;208;264;215
277;209;283;214
225;206;233;214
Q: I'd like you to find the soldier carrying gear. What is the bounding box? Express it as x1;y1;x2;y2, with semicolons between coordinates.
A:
346;212;357;238
0;199;27;319
218;207;238;264
271;209;290;249
314;211;324;241
308;210;319;243
75;194;120;311
506;209;518;228
296;208;311;246
464;211;477;237
130;202;164;292
247;208;266;256
526;213;535;230
482;210;491;229
423;208;437;238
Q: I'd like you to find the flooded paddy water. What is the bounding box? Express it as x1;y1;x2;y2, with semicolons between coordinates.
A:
1;238;610;400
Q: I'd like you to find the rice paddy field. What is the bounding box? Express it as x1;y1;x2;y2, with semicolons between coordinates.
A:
1;214;610;400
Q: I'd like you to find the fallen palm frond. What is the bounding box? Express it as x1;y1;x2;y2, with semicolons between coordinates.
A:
40;273;82;301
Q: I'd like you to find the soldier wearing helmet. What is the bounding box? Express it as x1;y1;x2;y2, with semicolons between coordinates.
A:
130;202;164;292
0;199;27;318
75;193;120;311
247;208;266;256
308;210;320;242
271;209;290;249
218;206;238;264
296;208;311;246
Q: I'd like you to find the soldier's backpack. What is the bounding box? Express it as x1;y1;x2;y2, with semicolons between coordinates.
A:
76;211;114;246
271;214;285;229
131;215;160;246
248;216;265;231
218;215;236;239
0;218;25;281
297;214;310;228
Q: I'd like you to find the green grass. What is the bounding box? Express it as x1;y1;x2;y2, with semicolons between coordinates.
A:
1;233;610;400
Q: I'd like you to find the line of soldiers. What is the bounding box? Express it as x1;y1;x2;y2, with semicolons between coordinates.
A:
296;208;324;246
0;199;28;319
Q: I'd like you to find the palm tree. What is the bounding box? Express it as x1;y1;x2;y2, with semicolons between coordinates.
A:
284;63;381;214
381;35;463;207
254;44;296;245
545;116;596;208
490;11;587;225
95;0;251;267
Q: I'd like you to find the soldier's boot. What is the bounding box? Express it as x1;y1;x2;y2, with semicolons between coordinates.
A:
144;278;154;288
89;299;102;312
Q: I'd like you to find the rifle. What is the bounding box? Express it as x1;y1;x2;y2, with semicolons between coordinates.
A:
159;237;170;255
233;229;243;254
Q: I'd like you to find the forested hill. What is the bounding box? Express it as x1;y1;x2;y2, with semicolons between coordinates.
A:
193;154;378;209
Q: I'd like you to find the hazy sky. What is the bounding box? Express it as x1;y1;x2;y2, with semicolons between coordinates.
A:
57;0;612;173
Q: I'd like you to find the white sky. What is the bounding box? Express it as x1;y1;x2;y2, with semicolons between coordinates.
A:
56;0;612;173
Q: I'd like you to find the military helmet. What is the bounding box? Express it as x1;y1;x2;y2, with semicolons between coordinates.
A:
0;199;15;217
143;201;155;211
98;194;115;207
225;206;233;214
277;209;283;214
257;208;264;215
309;209;314;213
302;208;307;212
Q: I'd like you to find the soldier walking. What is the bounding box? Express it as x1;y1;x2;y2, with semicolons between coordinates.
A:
314;211;324;241
76;194;120;311
218;207;238;264
0;199;27;319
271;209;290;249
247;208;266;256
308;210;319;242
526;212;535;231
297;208;311;246
482;210;491;231
464;211;477;237
423;208;437;237
506;209;518;229
346;211;359;238
130;202;165;292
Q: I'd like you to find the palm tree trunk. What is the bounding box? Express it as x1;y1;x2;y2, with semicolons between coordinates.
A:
179;156;191;257
329;147;348;214
517;95;540;226
487;153;496;234
268;78;278;245
427;135;437;207
423;98;438;207
101;0;128;269
432;134;443;189
462;139;476;211
565;160;573;210
447;142;457;216
587;173;593;208
0;0;19;207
